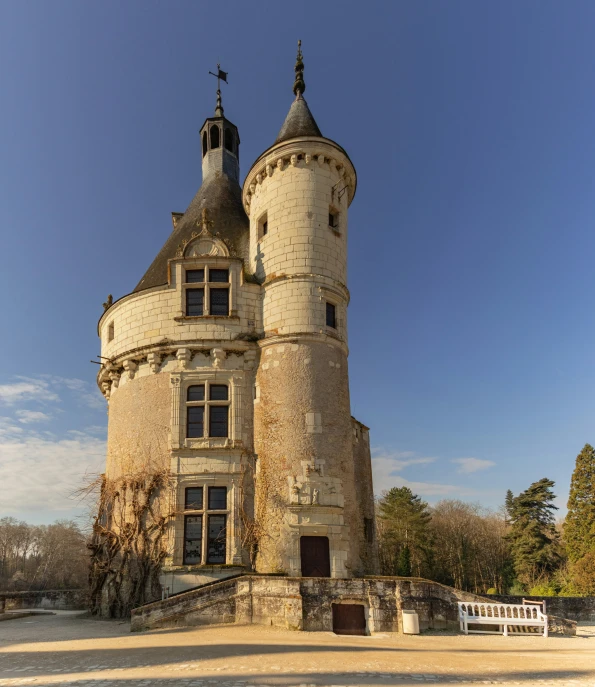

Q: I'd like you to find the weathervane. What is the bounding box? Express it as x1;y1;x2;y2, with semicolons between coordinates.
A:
209;63;228;117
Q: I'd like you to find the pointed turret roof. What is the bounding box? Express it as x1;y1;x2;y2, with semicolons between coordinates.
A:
274;40;322;144
275;95;322;144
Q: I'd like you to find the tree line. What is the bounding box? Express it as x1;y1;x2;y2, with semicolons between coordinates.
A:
377;443;595;596
0;519;88;591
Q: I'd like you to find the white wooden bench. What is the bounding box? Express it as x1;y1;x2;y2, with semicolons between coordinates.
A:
458;601;548;637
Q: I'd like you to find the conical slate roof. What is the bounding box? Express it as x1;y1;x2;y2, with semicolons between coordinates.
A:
275;95;322;144
133;172;249;293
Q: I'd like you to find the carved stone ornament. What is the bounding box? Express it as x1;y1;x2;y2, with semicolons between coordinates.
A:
123;359;137;380
211;348;226;369
175;208;229;258
176;348;192;369
147;352;161;374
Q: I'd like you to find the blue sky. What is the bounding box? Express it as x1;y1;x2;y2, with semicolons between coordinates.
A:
1;1;594;523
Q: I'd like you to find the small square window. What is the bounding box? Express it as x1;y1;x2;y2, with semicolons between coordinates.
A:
258;212;268;239
185;487;204;510
187;406;204;438
187;385;205;401
326;302;336;329
208;486;227;510
186;269;205;283
209;384;228;401
209;269;229;283
186;288;204;316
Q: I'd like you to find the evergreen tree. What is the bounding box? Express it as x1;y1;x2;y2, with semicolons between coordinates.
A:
397;544;412;576
506;478;560;587
565;443;595;563
504;490;515;523
377;487;432;577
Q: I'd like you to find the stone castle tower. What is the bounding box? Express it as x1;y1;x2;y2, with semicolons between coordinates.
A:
96;46;377;608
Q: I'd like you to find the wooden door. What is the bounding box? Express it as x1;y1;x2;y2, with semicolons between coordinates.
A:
332;603;366;635
300;536;331;577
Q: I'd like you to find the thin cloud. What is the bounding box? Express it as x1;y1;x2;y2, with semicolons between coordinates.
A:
452;457;495;474
16;410;51;424
0;423;105;514
0;379;59;405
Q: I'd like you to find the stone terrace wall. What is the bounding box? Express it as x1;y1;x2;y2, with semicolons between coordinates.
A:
489;595;595;622
1;589;87;611
132;575;543;634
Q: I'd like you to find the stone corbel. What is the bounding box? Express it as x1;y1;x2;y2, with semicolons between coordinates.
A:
176;348;192;370
211;348;226;369
329;158;337;175
276;158;284;172
123;359;137;380
317;154;326;167
109;371;120;390
290;154;298;167
266;164;273;177
256;172;263;184
305;153;312;165
101;381;111;399
147;352;161;374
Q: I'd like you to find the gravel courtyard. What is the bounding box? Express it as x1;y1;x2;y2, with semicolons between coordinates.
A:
0;611;594;687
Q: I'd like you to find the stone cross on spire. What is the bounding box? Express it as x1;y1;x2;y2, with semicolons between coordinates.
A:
293;40;305;98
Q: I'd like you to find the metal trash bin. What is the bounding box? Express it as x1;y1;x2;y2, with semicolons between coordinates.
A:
402;609;420;634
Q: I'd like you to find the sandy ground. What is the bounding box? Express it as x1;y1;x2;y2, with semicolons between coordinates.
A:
0;611;594;687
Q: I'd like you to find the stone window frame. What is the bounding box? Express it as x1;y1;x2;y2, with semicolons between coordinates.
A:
320;288;343;337
181;483;231;565
176;258;240;320
185;381;230;440
170;371;244;451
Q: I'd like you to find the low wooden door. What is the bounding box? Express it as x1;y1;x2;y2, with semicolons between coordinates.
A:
300;536;331;577
332;603;366;635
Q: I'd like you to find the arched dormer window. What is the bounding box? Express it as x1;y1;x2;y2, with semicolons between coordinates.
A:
210;125;220;149
202;131;208;157
224;127;234;153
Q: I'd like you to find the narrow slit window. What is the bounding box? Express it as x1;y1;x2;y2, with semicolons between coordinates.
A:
329;208;339;230
184;515;203;564
202;131;208;157
224;127;234;152
186;288;204;316
259;212;268;239
210;288;229;316
108;322;114;342
326;302;336;329
210;125;220;149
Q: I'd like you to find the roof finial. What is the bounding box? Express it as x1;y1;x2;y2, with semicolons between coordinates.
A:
209;63;228;117
293;40;305;98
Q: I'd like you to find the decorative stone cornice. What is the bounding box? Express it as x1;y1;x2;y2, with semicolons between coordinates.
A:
242;139;357;213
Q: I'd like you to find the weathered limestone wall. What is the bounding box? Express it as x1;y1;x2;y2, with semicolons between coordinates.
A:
351;418;378;573
106;373;171;478
254;340;365;576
